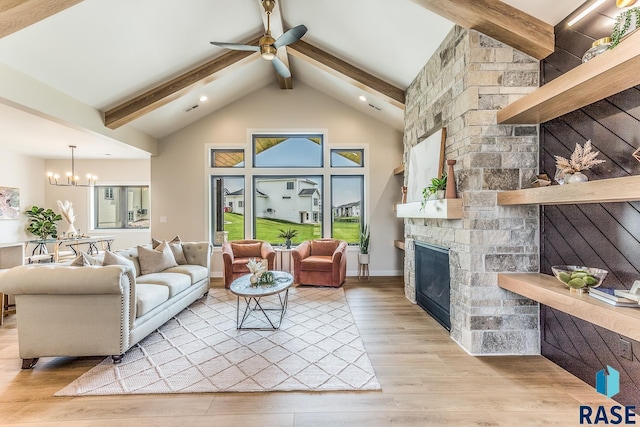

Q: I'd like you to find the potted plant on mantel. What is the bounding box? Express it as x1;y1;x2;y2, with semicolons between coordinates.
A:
358;223;370;265
25;206;62;240
277;227;298;249
421;175;447;209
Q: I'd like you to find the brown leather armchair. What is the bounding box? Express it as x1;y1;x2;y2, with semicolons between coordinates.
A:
222;240;275;288
292;238;347;287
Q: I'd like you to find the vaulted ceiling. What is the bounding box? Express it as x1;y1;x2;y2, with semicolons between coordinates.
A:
0;0;587;159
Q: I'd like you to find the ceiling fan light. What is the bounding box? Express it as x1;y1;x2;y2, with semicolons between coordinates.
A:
260;45;276;60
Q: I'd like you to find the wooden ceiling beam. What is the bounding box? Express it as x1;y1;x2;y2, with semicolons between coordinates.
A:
0;0;83;39
287;40;405;109
411;0;554;60
103;37;262;129
258;0;293;89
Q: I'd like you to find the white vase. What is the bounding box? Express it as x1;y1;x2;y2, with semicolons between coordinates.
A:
358;253;370;265
67;223;77;236
566;172;588;184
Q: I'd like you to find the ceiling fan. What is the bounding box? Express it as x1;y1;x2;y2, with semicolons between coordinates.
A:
210;0;307;79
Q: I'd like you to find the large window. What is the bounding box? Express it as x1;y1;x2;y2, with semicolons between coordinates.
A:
95;186;149;229
254;176;323;245
210;134;365;245
331;176;364;244
212;176;245;241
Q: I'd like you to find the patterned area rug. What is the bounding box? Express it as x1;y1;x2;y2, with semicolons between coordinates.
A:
56;287;380;395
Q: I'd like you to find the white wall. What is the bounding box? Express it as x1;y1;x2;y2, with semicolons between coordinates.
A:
0;148;45;243
152;81;404;277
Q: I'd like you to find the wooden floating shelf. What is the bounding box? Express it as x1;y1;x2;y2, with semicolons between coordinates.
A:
498;273;640;342
396;199;463;219
497;30;640;125
394;240;405;250
393;165;405;175
497;175;640;205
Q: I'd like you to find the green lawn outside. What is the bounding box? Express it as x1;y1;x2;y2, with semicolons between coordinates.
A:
223;212;360;245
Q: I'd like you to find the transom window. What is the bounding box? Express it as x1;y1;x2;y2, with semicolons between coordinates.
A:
253;134;323;168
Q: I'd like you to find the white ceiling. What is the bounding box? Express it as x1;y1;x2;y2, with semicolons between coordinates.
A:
0;0;586;159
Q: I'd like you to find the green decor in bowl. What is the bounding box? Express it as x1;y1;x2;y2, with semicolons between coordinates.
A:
258;271;276;286
551;265;608;291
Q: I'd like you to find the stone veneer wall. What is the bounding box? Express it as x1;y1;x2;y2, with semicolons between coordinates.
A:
403;26;541;355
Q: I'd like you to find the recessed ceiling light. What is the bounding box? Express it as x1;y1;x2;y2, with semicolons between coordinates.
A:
358;95;367;102
199;95;208;102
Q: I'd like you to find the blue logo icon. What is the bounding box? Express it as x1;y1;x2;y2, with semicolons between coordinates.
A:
596;366;620;398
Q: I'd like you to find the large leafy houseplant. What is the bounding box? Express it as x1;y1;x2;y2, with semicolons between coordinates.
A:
25;206;62;240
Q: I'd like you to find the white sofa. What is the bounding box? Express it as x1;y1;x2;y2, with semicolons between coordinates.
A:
0;241;211;369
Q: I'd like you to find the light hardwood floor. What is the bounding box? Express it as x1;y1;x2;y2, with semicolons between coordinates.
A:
0;277;615;426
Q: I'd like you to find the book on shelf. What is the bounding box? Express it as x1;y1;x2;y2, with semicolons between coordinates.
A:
589;287;633;302
589;292;640;307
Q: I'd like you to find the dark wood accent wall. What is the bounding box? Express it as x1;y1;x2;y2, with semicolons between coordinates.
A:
540;3;640;406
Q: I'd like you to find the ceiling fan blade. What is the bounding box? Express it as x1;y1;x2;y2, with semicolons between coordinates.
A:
210;42;260;52
271;56;291;78
273;24;307;49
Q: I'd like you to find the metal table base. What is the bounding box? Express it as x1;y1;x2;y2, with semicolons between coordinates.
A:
236;288;289;330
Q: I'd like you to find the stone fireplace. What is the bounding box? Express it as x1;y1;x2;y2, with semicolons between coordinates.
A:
402;27;541;355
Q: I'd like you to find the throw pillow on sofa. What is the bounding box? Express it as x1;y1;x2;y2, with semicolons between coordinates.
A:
70;252;100;266
138;241;178;275
103;250;136;273
152;235;187;265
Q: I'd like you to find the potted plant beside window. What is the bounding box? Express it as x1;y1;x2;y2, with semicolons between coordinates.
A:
25;206;62;240
358;223;370;265
277;228;298;249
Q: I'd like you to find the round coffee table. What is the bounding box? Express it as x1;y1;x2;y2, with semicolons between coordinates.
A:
229;271;293;330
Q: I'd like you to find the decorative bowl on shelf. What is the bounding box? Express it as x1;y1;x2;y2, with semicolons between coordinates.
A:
551;265;608;291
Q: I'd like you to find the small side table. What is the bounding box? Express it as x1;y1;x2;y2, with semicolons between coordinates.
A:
274;247;295;273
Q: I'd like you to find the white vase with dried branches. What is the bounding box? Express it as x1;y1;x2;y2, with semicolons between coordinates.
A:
554;140;606;184
56;200;77;237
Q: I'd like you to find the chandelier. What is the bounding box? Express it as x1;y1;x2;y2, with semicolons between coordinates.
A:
47;145;97;187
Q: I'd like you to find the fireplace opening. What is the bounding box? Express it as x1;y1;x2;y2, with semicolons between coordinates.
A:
415;241;450;330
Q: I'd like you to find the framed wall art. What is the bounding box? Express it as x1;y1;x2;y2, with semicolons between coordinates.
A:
0;187;20;220
406;127;446;203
